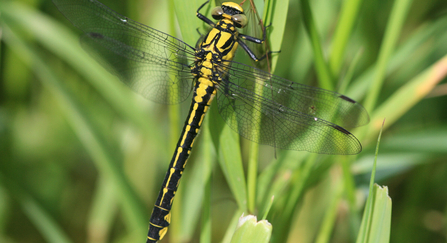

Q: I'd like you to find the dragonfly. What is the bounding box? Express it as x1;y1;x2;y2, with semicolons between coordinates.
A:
52;0;369;242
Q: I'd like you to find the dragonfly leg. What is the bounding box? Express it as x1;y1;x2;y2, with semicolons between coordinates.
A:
238;39;280;62
197;1;216;27
238;23;280;62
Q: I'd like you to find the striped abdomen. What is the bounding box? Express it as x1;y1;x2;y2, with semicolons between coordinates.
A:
147;78;216;242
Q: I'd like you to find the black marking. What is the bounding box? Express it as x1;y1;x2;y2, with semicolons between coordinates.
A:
339;95;356;104
221;36;234;49
332;125;351;135
89;32;104;39
222;5;242;15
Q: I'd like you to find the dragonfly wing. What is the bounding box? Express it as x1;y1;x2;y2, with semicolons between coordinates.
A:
216;61;368;154
53;0;195;104
80;33;194;104
223;61;370;128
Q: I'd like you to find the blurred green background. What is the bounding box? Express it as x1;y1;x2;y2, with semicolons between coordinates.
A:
1;0;447;242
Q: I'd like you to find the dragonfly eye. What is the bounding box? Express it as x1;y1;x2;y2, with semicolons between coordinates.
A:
232;14;247;28
211;6;224;20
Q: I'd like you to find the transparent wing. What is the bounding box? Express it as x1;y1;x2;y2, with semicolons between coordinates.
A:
216;61;369;155
53;0;369;154
53;0;196;104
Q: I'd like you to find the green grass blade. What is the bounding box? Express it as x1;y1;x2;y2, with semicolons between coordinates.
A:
180;118;215;241
174;0;208;46
262;0;290;72
221;209;245;243
0;174;72;243
2;1;162;149
329;0;364;77
356;185;392;243
356;121;392;243
256;151;306;217
273;153;316;243
353;153;430;181
300;0;334;90
346;15;447;100
2;8;147;236
381;127;447;153
209;103;247;211
199;120;213;243
367;54;447;138
244;0;290;214
315;182;343;243
87;176;118;243
363;0;414;112
247;138;260;213
338;48;363;94
261;196;274;220
216;126;247;211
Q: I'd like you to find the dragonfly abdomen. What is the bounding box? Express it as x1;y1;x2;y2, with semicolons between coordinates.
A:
147;79;216;243
148;4;246;242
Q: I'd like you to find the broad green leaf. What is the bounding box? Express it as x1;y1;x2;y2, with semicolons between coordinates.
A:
356;184;392;243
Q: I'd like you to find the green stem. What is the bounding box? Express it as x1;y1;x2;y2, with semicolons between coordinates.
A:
247;141;259;212
200;118;212;243
363;0;414;112
300;0;333;90
329;0;364;78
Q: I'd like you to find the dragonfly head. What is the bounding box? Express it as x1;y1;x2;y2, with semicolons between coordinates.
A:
212;2;247;28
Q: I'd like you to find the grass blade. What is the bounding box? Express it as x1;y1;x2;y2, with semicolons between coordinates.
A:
329;0;364;77
300;0;334;90
2;6;146;237
363;0;414;111
356;120;392;243
367;54;447;138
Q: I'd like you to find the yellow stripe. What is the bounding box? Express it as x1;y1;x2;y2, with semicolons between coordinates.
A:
173;147;183;166
149;222;163;228
159;167;175;203
155;205;169;211
198;114;206;126
159;227;168;239
188;107;197;124
180;125;191;144
222;2;244;13
164;212;172;224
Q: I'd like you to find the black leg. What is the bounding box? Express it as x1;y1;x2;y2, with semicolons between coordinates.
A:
196;1;215;27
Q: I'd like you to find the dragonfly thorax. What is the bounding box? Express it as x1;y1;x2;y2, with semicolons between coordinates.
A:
193;6;244;84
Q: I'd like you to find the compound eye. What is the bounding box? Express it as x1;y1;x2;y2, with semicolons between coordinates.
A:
211;6;224;20
232;14;247;28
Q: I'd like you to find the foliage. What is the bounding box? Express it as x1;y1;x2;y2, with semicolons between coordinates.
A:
1;0;447;242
